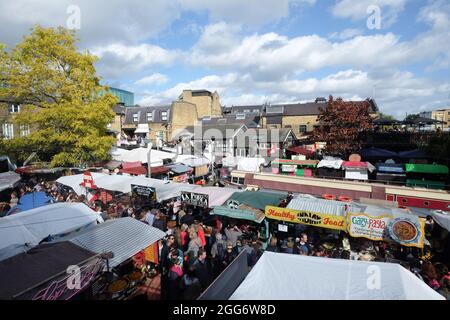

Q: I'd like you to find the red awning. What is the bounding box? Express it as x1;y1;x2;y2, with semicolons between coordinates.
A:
287;146;314;156
122;161;142;169
120;166;148;175
149;166;170;176
342;161;368;168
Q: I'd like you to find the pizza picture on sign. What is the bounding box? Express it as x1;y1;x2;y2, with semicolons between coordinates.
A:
392;220;418;242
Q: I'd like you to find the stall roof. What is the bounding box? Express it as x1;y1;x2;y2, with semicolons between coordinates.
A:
191;186;243;208
58;217;166;268
230;252;444;300
404;163;448;175
0;171;21;192
360;147;398;159
287;197;364;216
0;241;97;300
181;157;211;167
317;159;343;169
7;192;54;215
227;191;285;210
110;147;176;166
286;146;315;156
0;203;102;259
167;164;192;174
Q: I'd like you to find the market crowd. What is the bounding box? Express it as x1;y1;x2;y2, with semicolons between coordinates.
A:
2;175;450;300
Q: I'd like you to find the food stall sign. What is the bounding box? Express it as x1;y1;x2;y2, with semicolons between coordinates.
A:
131;184;156;201
181;191;209;208
265;206;346;231
346;213;392;241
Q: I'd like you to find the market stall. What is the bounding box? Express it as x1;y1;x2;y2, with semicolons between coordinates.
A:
0;203;102;261
342;161;375;181
56;217;166;300
212;191;286;246
405;163;448;190
316;157;344;178
0;241;105;300
229;251;444;300
271;158;319;177
375;162;406;184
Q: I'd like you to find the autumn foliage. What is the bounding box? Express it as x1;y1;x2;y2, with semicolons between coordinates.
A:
313;95;374;157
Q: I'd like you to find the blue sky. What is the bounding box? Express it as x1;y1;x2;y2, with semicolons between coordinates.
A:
0;0;449;118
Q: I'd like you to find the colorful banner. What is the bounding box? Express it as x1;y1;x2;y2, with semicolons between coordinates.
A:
387;217;425;248
144;243;159;264
347;213;391;241
131;184;156;201
265;206;346;231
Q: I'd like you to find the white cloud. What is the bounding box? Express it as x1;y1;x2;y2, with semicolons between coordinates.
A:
0;0;182;47
91;43;178;78
331;0;407;28
135;68;450;118
134;73;168;86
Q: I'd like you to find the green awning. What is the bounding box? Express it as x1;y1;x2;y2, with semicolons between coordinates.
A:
405;164;448;175
226;191;286;211
212;206;265;223
406;179;445;189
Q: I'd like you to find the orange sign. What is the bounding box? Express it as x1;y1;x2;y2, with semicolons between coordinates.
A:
144;243;159;264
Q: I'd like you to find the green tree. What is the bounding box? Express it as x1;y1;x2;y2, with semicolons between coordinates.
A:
0;26;118;167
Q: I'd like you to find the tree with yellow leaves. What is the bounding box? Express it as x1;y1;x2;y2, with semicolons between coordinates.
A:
0;26;118;167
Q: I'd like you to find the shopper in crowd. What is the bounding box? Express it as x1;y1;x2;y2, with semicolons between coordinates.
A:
192;248;212;291
224;223;243;248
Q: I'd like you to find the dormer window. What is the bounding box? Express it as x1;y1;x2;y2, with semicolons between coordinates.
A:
161;110;168;121
236;113;246;120
133;113;138;122
244;109;250;113
147;112;153;122
9;104;20;113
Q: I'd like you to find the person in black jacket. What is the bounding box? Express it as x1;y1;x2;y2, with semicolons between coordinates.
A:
180;267;202;300
159;236;175;299
152;211;167;232
192;248;212;291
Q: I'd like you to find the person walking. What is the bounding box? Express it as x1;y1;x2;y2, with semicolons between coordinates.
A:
192;248;212;291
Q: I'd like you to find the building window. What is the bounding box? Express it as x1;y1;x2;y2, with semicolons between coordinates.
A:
9;104;20;113
253;109;259;113
2;123;14;139
147;112;153;122
20;124;30;137
133;114;138;122
299;125;307;133
244;109;250;113
161;111;168;121
236;114;246;120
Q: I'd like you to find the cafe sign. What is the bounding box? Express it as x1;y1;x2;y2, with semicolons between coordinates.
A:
281;165;296;172
387;217;425;248
181;191;209;208
347;213;391;241
265;206;346;231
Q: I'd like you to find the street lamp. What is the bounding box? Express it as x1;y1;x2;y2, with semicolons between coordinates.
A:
147;142;153;178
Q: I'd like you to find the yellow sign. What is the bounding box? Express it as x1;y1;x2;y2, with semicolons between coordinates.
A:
265;206;346;231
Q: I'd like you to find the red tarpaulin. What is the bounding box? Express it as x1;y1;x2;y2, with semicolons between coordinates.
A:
287;146;315;156
342;161;368;168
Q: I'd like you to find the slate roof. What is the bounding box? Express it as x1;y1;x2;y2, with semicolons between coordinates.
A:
124;105;171;124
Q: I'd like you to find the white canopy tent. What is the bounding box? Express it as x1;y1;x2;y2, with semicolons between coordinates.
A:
110;147;176;166
189;186;243;208
56;172;197;202
237;157;265;172
0;203;102;261
230;252;444;300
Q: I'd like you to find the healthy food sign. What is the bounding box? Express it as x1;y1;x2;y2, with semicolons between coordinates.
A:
265;206;346;231
347;213;391;241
